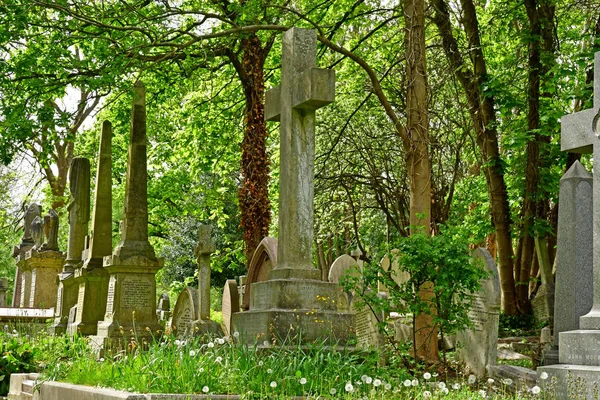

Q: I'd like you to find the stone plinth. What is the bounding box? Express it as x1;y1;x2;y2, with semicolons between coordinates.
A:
21;250;64;309
92;255;163;349
232;278;354;345
68;267;110;336
0;277;8;307
49;272;78;335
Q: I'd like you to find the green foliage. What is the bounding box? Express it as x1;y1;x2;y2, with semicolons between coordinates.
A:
499;313;537;338
0;331;39;396
342;226;487;359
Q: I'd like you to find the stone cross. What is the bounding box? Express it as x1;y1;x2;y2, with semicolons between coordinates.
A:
84;120;113;270
194;225;215;321
40;209;59;251
561;52;600;329
65;158;91;270
113;81;156;261
265;28;335;280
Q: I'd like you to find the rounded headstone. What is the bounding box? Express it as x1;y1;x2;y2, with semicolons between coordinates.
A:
222;279;240;336
171;287;199;338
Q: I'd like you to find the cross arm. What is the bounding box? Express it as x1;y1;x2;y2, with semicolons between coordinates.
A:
562;108;595;153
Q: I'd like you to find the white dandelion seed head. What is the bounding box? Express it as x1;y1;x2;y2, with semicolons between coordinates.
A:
373;379;382;387
468;374;477;384
202;386;209;393
452;383;461;390
207;342;214;348
531;386;541;395
365;376;373;384
330;388;337;395
267;368;273;374
270;381;277;388
424;372;432;380
423;391;432;399
479;389;487;398
300;377;307;385
345;382;354;392
233;331;240;338
487;378;494;384
411;379;419;387
384;383;392;390
539;372;548;380
404;379;411;387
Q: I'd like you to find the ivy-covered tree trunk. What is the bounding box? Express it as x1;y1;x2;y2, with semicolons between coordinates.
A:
237;34;271;267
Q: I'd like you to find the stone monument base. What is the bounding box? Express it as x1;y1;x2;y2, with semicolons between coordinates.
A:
232;278;355;346
537;364;600;399
26;250;64;309
93;255;163;350
49;272;77;335
68;265;110;336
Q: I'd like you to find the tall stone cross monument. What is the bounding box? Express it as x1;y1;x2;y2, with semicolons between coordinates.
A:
539;52;600;397
264;27;335;280
232;28;354;345
191;225;221;334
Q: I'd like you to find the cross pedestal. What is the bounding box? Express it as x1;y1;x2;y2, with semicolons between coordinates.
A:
232;28;354;346
539;52;600;398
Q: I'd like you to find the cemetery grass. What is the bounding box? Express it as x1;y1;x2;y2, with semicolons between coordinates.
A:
1;328;555;400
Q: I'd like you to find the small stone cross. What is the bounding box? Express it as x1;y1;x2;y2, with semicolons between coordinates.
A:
265;28;335;279
194;225;215;320
561;51;600;329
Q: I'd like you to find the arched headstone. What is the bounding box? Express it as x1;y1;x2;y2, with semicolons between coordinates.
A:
222;279;240;336
171;287;199;338
244;237;278;309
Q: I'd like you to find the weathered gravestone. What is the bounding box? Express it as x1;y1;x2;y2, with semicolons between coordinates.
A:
171;287;198;338
0;277;8;307
243;237;277;310
190;225;221;335
51;157;90;335
12;204;41;307
379;250;411;295
538;52;600;398
540;160;592;365
17;214;43;308
156;294;171;322
232;28;354;345
222;279;240;337
70;121;113;336
93;83;163;349
531;237;555;326
456;248;501;377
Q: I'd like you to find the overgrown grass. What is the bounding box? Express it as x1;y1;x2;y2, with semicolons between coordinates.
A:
3;327;557;399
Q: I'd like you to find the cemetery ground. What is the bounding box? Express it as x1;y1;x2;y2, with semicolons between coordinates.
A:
2;319;554;400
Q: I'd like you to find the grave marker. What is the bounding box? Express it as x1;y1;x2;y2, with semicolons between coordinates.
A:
0;277;8;307
171;287;198;338
12;204;41;307
222;279;240;336
244;237;277;310
456;248;501;377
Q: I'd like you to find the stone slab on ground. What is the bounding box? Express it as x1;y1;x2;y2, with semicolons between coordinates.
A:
497;348;531;361
7;373;308;400
488;365;537;393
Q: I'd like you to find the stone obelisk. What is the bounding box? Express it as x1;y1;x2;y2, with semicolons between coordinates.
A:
94;82;163;349
51;157;90;334
69;121;114;336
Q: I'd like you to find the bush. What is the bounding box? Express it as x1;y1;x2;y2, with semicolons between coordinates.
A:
0;331;39;396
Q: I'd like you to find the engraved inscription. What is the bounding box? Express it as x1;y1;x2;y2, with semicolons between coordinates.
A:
121;278;152;309
29;270;37;307
55;282;63;317
106;276;116;314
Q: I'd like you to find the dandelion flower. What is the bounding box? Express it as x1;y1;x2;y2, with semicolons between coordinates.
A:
438;382;446;389
258;360;264;366
189;350;196;357
199;368;204;373
531;386;541;395
217;338;225;345
207;342;215;348
202;386;209;393
174;339;181;346
487;378;494;384
233;331;240;338
468;374;477;384
479;389;487;398
404;379;411;387
345;382;354;392
539;372;548;380
452;383;460;390
270;381;277;388
267;368;273;374
412;379;419;387
424;372;432;380
361;375;368;382
440;387;449;395
215;356;223;363
503;378;513;386
384;383;392;390
300;377;307;385
365;376;373;385
432;372;439;378
423;391;432;399
263;340;270;347
330;388;337;395
373;379;382;387
99;358;104;362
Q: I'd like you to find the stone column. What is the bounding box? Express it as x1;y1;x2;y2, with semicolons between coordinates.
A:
51;158;91;334
113;81;155;261
93;83;163;349
191;225;220;335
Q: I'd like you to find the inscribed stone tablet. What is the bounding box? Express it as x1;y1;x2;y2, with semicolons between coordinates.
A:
456;248;501;377
222;279;240;336
171;287;199;338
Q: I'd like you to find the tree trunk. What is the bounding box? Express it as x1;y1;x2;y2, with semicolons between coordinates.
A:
405;0;438;362
432;0;517;314
238;34;272;267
